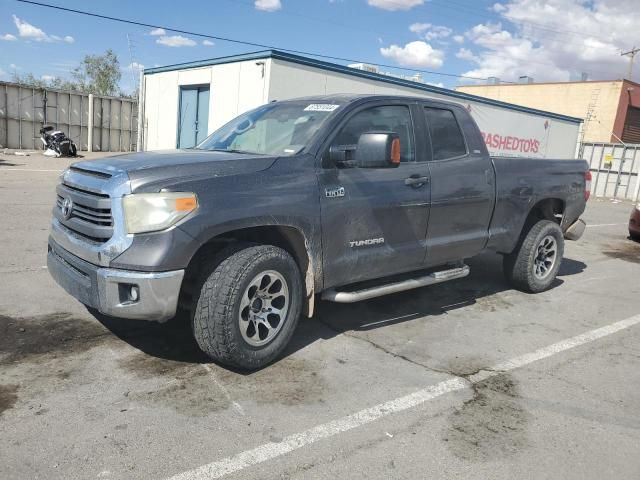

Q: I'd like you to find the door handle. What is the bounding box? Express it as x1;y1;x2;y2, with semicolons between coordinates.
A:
405;175;429;187
485;168;493;185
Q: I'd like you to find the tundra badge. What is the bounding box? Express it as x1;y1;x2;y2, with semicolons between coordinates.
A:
350;238;385;248
325;186;345;198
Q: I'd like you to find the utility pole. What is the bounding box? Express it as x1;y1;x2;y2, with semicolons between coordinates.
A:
621;46;640;79
127;33;139;96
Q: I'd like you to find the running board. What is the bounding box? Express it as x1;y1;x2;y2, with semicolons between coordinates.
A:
322;265;470;303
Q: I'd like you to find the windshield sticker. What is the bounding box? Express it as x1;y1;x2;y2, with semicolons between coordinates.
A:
304;104;340;112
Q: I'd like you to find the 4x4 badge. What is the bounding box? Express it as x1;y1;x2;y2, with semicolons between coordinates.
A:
325;186;345;198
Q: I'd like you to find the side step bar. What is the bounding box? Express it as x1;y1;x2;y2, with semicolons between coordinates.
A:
322;265;470;303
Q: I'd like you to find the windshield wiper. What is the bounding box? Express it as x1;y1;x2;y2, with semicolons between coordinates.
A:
207;148;262;155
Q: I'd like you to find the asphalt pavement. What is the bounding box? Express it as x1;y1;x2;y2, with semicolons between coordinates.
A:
1;151;639;480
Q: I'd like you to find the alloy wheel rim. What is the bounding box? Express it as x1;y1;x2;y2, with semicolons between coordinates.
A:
533;235;557;280
239;270;289;347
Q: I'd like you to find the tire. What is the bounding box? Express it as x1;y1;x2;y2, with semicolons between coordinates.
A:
503;220;564;293
191;245;302;370
630;232;640;242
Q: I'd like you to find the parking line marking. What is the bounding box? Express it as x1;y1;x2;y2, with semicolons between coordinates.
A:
168;314;640;480
201;364;246;416
586;223;626;228
0;168;64;172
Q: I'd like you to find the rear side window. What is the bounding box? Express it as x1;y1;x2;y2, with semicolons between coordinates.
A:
424;107;467;160
332;105;415;162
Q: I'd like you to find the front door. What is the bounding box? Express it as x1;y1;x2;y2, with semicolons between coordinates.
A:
319;103;431;289
178;86;210;148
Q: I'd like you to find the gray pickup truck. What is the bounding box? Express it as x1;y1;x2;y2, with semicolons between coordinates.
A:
48;94;589;369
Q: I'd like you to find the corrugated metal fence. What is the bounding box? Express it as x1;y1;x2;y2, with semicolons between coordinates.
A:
582;142;640;202
0;80;137;152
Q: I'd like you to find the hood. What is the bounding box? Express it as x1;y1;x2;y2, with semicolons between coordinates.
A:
72;149;278;191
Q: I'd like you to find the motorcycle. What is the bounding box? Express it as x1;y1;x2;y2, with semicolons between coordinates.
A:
40;125;77;157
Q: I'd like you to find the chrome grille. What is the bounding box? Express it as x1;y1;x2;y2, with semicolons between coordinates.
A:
54;182;114;242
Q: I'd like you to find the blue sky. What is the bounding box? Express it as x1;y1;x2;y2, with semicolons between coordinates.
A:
1;0;638;94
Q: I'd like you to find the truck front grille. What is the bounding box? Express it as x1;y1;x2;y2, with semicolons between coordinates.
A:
54;182;114;243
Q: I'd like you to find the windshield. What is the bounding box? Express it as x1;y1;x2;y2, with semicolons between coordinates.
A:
196;101;342;156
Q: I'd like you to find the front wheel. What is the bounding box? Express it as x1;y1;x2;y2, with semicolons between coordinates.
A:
503;220;564;293
192;245;302;370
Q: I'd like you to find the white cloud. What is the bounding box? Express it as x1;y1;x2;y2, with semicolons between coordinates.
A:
427;81;445;88
202;39;214;46
368;0;424;11
0;68;7;79
41;75;55;82
9;63;18;69
127;62;145;71
156;35;197;47
409;23;430;34
492;2;507;13
426;26;451;41
13;15;49;41
380;41;444;69
1;33;17;41
255;0;282;12
409;23;452;41
149;28;166;36
456;48;480;62
10;15;74;44
452;34;464;44
461;0;640;83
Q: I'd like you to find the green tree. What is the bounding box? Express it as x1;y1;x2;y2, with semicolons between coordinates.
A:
12;50;123;96
72;49;121;96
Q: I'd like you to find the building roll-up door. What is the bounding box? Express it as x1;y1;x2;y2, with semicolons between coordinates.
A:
622;106;640;144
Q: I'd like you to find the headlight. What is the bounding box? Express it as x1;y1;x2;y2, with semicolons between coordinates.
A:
122;192;198;234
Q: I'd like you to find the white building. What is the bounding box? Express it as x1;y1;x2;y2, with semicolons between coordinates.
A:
139;50;582;158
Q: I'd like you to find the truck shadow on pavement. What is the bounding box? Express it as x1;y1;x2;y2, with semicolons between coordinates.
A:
90;309;211;364
307;253;583;335
89;252;586;373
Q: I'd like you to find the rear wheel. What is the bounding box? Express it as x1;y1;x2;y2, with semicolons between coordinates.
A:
503;220;564;293
191;245;302;370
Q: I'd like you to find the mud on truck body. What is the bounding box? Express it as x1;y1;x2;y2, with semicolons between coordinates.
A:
48;95;589;369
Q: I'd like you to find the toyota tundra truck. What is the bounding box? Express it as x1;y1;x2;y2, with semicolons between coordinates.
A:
48;95;589;369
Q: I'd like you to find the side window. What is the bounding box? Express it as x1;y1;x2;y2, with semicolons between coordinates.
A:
332;105;415;162
424;107;467;160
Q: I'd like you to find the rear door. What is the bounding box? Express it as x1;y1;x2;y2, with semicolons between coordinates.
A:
318;101;431;289
422;103;495;265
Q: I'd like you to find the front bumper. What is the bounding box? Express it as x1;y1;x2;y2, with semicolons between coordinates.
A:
48;238;184;321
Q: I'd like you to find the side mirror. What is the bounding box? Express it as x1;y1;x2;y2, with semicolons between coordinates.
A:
329;145;347;164
354;132;401;168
